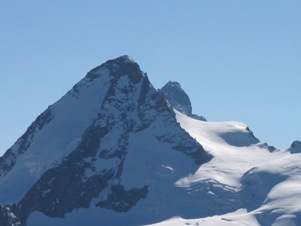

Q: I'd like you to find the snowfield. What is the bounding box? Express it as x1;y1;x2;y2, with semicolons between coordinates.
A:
145;110;301;226
26;109;301;226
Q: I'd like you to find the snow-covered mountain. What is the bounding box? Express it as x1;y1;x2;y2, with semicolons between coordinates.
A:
1;56;301;226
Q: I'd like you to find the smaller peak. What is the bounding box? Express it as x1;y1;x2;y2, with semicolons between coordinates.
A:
161;81;207;121
161;81;192;115
289;140;301;154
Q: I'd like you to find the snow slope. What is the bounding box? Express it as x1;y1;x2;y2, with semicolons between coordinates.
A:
26;110;301;226
145;110;301;226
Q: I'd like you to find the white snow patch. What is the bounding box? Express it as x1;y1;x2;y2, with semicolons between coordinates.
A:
145;209;260;226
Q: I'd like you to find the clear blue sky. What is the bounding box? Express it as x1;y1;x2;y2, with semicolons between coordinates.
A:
1;1;300;154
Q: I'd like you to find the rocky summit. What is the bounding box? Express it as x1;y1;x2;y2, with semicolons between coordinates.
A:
0;56;209;225
161;81;206;121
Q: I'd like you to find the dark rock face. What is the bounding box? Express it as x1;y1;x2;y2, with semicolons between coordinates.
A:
0;149;16;177
19;122;113;218
87;55;142;84
161;81;206;121
289;140;301;154
16;108;53;155
161;81;192;115
0;108;53;176
0;205;22;226
96;185;148;212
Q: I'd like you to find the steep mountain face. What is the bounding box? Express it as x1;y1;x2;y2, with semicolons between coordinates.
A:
161;81;192;115
0;56;209;225
289;140;301;153
0;206;22;226
161;81;206;121
1;56;301;226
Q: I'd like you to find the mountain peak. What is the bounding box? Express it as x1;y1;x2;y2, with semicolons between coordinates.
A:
105;55;136;65
161;81;192;115
161;81;206;121
164;81;182;89
289;140;301;153
1;56;301;226
117;55;135;63
86;55;144;84
0;56;209;225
